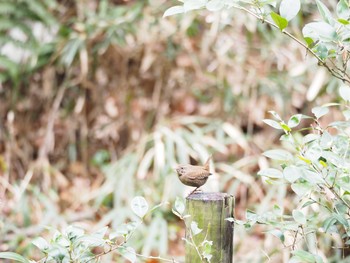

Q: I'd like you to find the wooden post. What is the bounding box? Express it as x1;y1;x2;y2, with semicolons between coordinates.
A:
185;192;234;263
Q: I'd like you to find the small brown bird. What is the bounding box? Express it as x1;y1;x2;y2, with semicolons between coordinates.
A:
175;156;212;194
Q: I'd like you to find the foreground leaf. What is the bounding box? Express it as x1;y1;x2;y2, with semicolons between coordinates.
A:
191;221;203;236
119;247;136;263
292;210;306;225
174;196;185;216
280;0;300;21
163;6;184;17
311;106;329;119
131;196;149;218
0;252;30;263
263;149;293;161
258;168;283;179
291;250;323;263
270;11;288;31
339;85;350;102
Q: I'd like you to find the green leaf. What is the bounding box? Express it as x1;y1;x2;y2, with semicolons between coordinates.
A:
0;252;30;263
338;18;349;25
184;0;207;12
268;111;283;121
316;44;328;59
302;134;319;144
263;149;293;161
131;196;149;218
56;236;70;247
163;6;184;17
316;0;334;25
0;2;16;14
292;210;306;224
302;22;337;42
0;55;19;78
339;85;350;102
333;213;349;227
191;221;203;235
246;210;258;221
91;150;110;166
65;226;84;241
270;11;288;31
273;204;283;216
297;154;311;164
283;165;301;183
92;226;108;239
263;119;283;130
60;38;84;67
301;169;324;185
32;237;50;251
279;0;300;21
280;133;294;144
174;196;185;216
280;123;291;132
283;222;300;231
267;229;285;242
342;110;350;120
328;121;350;128
259;0;277;7
287;114;303;128
311;106;329;119
258;168;283;179
202;240;213;262
291;250;322;263
304;146;322;162
27;0;56;25
76;235;106;247
301;200;315;208
337;0;350;20
320;131;333;149
322;151;344;167
304;37;315;48
206;0;225;11
109;224;129;240
291;182;312;196
119;246;136;263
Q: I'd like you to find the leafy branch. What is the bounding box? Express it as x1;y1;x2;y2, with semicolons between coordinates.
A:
163;0;350;85
234;5;350;84
0;197;179;263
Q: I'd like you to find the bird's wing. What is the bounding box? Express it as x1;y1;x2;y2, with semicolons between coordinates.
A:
187;168;211;180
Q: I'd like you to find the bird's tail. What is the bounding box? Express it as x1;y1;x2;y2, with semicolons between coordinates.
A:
203;155;212;172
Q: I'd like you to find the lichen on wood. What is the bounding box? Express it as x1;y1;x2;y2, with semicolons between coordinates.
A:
185;192;234;263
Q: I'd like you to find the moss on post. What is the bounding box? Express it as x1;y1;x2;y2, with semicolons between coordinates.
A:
185;192;234;263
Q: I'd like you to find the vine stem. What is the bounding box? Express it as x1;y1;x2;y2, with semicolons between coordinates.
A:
129;253;180;263
182;216;206;262
303;158;350;211
308;160;350;210
234;5;350;84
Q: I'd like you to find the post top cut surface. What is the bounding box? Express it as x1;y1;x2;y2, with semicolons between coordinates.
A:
186;192;232;201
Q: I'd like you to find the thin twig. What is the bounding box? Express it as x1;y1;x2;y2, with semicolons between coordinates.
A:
291;226;300;250
235;5;350;84
129;252;181;263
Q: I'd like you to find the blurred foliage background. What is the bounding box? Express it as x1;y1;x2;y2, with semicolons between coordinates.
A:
0;0;345;261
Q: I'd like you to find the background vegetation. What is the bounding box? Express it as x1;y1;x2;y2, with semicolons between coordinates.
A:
0;0;348;262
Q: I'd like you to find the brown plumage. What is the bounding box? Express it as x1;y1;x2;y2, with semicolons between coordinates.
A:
175;156;212;193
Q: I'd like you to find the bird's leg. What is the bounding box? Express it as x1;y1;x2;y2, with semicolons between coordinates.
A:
188;187;202;196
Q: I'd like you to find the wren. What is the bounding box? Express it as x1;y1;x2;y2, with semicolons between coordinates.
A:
175;156;212;194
